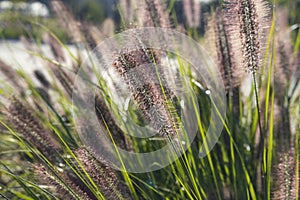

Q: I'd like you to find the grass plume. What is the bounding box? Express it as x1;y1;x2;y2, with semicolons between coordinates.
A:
0;0;299;199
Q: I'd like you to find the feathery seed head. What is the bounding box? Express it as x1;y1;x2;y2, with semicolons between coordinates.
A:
226;0;270;73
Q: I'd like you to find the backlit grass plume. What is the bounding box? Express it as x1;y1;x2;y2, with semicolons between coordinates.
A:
75;148;132;200
183;0;201;28
138;0;171;28
51;0;83;44
272;148;297;200
0;60;25;93
271;8;299;200
226;0;270;72
119;0;135;25
112;47;180;138
34;165;93;200
95;95;133;151
206;7;243;92
5;97;61;159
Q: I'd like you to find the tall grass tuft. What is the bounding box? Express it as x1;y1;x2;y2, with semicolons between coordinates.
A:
0;0;299;200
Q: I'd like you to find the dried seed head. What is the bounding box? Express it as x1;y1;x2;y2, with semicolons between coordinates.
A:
138;0;171;28
76;148;132;200
34;165;75;199
101;18;115;37
119;0;136;25
51;67;74;98
183;0;193;28
6;97;60;158
42;33;66;62
272;148;297;199
183;0;201;28
81;22;105;50
274;8;297;102
226;0;270;73
113;48;180;138
51;0;83;43
205;7;244;93
34;164;94;200
0;60;24;91
239;0;260;72
94;95;133;151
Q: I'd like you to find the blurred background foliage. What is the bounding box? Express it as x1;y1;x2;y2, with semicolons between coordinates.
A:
0;0;111;41
276;0;300;25
0;0;300;41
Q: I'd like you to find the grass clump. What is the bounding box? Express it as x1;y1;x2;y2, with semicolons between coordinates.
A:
0;0;299;199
